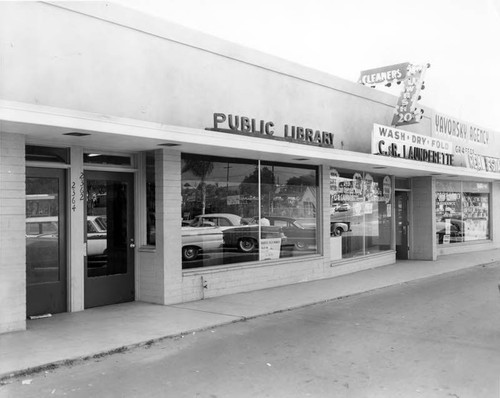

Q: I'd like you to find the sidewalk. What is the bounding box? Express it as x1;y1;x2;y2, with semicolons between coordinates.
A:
1;249;499;381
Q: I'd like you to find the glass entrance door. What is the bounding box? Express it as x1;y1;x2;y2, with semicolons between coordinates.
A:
84;171;135;308
395;191;409;260
26;168;67;317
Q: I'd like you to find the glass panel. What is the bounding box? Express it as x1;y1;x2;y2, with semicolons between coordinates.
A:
330;168;392;259
463;192;489;241
395;178;410;190
84;153;131;166
180;155;320;269
26;177;61;284
26;145;70;164
261;163;318;258
87;179;128;277
364;174;392;254
435;180;490;245
331;169;364;258
181;155;259;268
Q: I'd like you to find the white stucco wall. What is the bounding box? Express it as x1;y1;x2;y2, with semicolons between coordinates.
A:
0;1;433;155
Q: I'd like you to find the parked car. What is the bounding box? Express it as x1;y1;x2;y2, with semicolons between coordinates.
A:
330;220;351;236
335;203;351;212
181;225;224;261
186;213;244;230
222;219;284;253
26;217;59;276
436;217;464;243
252;216;316;251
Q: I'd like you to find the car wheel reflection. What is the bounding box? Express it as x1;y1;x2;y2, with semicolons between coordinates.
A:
238;237;257;252
294;240;308;250
182;246;200;261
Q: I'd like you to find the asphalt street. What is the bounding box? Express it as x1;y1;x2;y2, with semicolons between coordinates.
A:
2;262;500;398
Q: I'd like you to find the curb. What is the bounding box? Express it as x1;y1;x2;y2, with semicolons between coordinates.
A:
1;260;498;383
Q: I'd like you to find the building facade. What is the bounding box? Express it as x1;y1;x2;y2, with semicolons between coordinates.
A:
1;2;499;334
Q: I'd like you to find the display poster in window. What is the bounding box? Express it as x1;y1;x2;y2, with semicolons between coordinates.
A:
352;202;363;216
465;219;488;241
259;238;282;260
383;176;392;203
329;168;339;194
353;173;363;194
444;218;451;235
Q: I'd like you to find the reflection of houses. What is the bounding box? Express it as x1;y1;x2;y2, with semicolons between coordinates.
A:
270;186;316;218
300;187;316;217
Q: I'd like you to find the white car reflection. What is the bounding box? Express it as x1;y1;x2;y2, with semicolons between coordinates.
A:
87;216;107;256
181;224;223;261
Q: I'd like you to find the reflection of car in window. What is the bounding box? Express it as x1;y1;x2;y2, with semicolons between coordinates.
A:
87;216;107;257
187;213;243;229
330;221;351;237
264;216;316;251
221;215;284;253
182;213;285;256
26;217;59;273
335;203;351;212
181;225;223;261
436;217;464;243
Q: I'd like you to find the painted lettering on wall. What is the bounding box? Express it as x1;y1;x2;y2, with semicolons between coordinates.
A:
434;113;490;145
466;153;500;173
208;113;334;147
432;112;500;173
71;181;76;212
71;172;85;212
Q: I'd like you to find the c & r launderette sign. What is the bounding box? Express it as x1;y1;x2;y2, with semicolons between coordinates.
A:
372;124;453;166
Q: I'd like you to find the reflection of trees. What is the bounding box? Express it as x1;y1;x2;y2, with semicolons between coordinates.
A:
286;175;315;187
26;178;59;217
239;167;274;196
181;159;214;215
181;161;318;219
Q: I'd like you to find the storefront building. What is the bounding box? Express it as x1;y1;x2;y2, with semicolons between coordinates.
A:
1;2;499;334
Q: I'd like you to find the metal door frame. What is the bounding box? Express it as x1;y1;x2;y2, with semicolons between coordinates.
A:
395;190;410;260
26;167;68;317
84;170;135;308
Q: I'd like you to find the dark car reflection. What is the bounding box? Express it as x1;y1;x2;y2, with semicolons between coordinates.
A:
26;217;59;283
436;217;464;244
254;216;316;251
182;213;285;257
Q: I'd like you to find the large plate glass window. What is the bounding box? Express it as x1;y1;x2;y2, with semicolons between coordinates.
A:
435;180;490;244
181;154;319;269
329;168;392;259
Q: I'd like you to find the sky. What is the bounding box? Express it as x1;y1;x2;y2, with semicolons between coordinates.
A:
113;0;500;132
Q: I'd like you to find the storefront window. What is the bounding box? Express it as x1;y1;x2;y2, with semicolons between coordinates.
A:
330;168;392;259
181;154;319;269
435;180;490;244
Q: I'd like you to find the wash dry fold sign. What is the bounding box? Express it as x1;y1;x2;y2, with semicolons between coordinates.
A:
372;124;454;166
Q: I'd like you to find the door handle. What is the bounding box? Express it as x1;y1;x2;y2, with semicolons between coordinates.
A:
129;238;136;248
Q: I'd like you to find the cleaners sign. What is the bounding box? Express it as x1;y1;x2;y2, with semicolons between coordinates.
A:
372;124;453;166
358;62;410;86
358;62;429;127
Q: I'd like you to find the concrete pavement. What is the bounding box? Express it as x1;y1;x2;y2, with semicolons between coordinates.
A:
1;248;499;381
